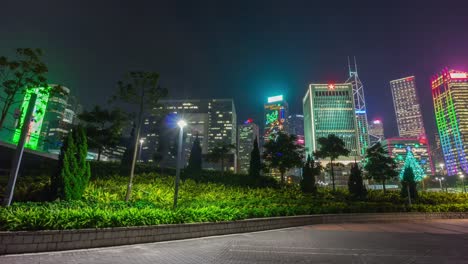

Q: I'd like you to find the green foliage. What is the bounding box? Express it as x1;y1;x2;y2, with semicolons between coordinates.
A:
52;126;91;200
348;162;367;198
2;173;468;231
301;155;319;193
401;167;418;200
364;142;398;193
187;135;202;173
248;137;262;178
314;134;350;192
0;48;49;130
263;132;304;184
78;106;128;161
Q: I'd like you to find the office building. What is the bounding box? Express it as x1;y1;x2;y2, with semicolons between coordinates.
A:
303;83;360;163
368;119;384;145
432;69;468;175
141;99;237;169
346;57;370;157
390;76;426;138
381;137;434;179
238;119;259;174
264;95;288;143
288;114;304;146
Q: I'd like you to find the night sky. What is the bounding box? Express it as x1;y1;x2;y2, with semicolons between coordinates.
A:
2;0;468;145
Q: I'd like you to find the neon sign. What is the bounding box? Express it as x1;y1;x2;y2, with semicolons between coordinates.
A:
266;110;278;125
267;95;283;103
450;72;468;79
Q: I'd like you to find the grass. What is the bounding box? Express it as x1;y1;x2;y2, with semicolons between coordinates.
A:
1;173;468;231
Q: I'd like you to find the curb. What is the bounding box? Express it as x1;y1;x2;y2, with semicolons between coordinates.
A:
1;212;467;255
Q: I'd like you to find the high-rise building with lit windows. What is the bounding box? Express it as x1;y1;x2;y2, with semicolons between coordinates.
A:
238;119;259;173
264;95;288;143
303;83;360;162
368;119;384;145
141;99;236;169
431;69;468;176
390;76;426;138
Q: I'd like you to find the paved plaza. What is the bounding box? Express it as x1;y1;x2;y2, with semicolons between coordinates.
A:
2;219;468;263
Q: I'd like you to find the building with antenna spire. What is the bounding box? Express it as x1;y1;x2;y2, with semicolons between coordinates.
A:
346;57;370;158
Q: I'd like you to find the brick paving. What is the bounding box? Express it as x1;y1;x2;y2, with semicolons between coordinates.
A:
2;219;468;264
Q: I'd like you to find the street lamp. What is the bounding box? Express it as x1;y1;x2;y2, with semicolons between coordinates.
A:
173;119;187;209
459;172;466;193
435;177;444;191
139;139;145;161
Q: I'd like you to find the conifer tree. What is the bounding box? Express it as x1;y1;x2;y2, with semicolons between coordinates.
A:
301;155;318;193
52;126;91;200
401;166;418;200
187;135;202;173
249;137;262;178
348;162;367;198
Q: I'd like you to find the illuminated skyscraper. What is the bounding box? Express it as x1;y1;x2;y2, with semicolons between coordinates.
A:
303;83;360;161
381;137;434;180
368;119;384;145
142;99;236;169
346;57;370;157
264;95;288;142
431;69;468;175
288;114;304;146
390;76;426;138
238;119;259;173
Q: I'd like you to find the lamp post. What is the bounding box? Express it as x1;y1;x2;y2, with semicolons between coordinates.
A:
459;172;466;193
435;177;444;192
173;119;187;209
139;139;144;162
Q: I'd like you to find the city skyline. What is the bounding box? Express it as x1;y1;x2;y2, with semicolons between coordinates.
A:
2;1;468;147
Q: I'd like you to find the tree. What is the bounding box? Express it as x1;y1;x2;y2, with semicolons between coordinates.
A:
314;134;350;191
78;106;127;161
0;49;48;131
364;142;398;193
301;155;320;193
187;135;202;173
208;142;236;176
51;126;91;200
249;137;262;178
112;71;168;201
401;166;418;200
263;132;304;184
348;162;367;198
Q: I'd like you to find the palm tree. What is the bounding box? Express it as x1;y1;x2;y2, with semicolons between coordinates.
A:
314;134;350;191
208;142;236;175
263;132;304;184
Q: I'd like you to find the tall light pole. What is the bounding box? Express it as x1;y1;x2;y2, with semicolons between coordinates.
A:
173;119;187;209
459;172;466;193
435;177;444;192
139;139;144;161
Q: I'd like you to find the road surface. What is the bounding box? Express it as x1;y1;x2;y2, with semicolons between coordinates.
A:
2;219;468;263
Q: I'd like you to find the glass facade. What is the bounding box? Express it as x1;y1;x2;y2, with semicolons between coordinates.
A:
238;121;259;173
390;76;426;138
303;83;359;161
432;69;468;176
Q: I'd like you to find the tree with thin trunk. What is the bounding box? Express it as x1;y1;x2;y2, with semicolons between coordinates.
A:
111;72;167;201
0;49;48;131
263;132;304;184
314;134;350;192
78;106;127;161
208;142;236;176
364;142;398;193
249;137;262;178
